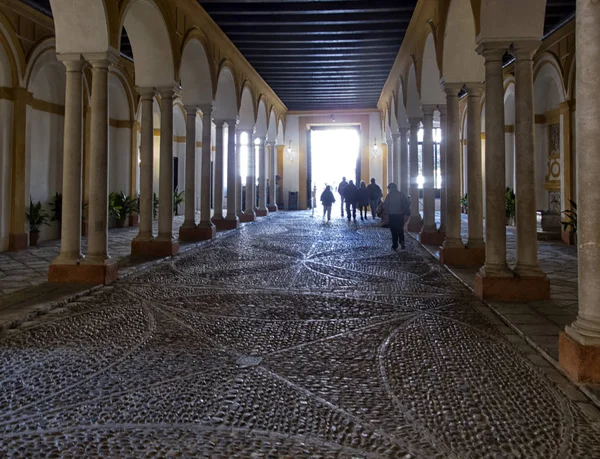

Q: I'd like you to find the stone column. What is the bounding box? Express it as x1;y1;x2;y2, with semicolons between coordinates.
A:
181;105;197;231
236;129;249;218
440;84;465;263
132;88;155;255
438;106;447;235
420;105;438;243
241;131;257;222
82;54;118;283
268;141;278;211
155;86;178;256
8;88;32;250
223;118;239;229
386;136;394;186
560;0;600;383
392;133;401;185
399;128;409;196
50;56;85;282
465;83;485;252
407;118;423;231
212;120;225;225
475;42;514;298
256;136;269;216
512;41;548;289
198;105;216;236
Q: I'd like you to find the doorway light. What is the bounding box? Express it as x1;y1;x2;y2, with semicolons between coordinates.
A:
286;140;294;162
372;138;379;159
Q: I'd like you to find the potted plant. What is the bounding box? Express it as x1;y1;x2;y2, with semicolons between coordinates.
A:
540;194;561;232
108;191;123;228
561;199;577;244
49;192;63;238
26;197;50;246
460;193;468;214
505;187;516;226
173;188;185;216
110;191;136;228
129;193;140;227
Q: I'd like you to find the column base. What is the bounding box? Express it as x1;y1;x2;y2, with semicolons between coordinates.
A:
216;218;239;230
559;332;600;383
267;205;278;212
9;232;28;251
239;212;256;223
407;215;423;232
179;225;216;242
419;230;446;246
256;208;269;217
475;272;550;301
131;238;179;258
440;246;485;266
48;260;118;285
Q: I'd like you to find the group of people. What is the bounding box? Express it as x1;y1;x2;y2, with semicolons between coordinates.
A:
319;176;411;251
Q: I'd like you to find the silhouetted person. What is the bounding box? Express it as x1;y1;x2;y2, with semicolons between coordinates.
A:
344;179;358;222
367;178;383;219
382;182;411;250
337;177;348;217
320;185;336;221
356;181;369;221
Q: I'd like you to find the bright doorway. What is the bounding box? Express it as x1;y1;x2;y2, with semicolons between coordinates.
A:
309;127;360;202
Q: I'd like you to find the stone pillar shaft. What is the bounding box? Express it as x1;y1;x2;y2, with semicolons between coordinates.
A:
213;120;225;220
386;138;393;186
55;57;85;263
199;105;213;228
422;105;436;232
513;41;544;277
182;105;197;229
246;133;257;216
465;83;485;249
438;106;447;233
477;44;512;277
268;141;278;210
442;84;464;249
157;88;174;240
226;119;239;221
407;118;422;229
86;58;112;263
257;136;268;213
399;128;409;196
392;133;401;185
136;89;155;242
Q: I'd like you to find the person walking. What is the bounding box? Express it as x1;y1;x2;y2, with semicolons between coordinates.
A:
337;177;348;217
320;185;336;221
344;179;358;221
356;181;369;221
382;182;411;250
367;178;382;220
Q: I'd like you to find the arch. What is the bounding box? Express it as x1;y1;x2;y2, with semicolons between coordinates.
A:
0;12;25;86
533;56;566;114
179;36;213;106
406;64;423;119
120;0;176;87
255;97;268;137
478;0;546;42
49;0;110;54
108;72;132;195
389;96;399;134
277;117;285;144
395;78;409;128
213;65;237;120
267;106;277;141
26;40;66;104
443;0;484;84
420;33;446;105
238;85;255;130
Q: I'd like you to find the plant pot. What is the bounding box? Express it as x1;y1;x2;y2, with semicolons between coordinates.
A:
29;230;40;246
115;218;126;228
128;213;139;228
505;216;515;226
540;211;561;232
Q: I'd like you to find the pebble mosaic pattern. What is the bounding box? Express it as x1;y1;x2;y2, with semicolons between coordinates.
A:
1;212;599;457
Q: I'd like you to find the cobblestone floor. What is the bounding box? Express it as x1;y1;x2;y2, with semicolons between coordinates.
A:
1;212;599;457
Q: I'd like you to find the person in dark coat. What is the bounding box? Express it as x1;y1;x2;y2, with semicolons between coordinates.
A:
320;185;336;221
356;181;370;221
367;178;383;219
382;182;411;250
344;180;358;221
337;177;348;218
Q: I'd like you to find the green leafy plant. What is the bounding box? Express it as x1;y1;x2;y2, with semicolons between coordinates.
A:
26;197;50;232
49;192;62;222
505;187;516;220
460;193;468;210
173;188;185;215
561;199;577;235
108;192;123;220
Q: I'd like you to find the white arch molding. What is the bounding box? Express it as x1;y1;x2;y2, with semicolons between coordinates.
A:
108;72;132;195
420;33;446;105
179;38;212;106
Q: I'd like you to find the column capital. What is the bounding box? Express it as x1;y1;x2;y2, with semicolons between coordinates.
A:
510;40;540;61
464;82;485;98
198;103;213;116
408;117;422;129
399;126;410;136
441;82;463;96
156;85;178;99
422;104;437;116
60;56;87;73
391;132;401;140
437;104;447;116
266;140;276;147
224;118;238;128
214;119;226;128
137;86;156;100
183;104;197;116
83;48;120;68
475;41;511;60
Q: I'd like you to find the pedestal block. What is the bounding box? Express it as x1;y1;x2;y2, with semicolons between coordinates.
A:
559;332;600;383
9;233;28;251
49;260;118;285
179;225;216;242
267;205;278;212
475;272;550;301
407;216;423;232
419;230;446;246
256;209;269;217
217;219;239;230
239;213;256;223
131;239;179;258
441;246;485;266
